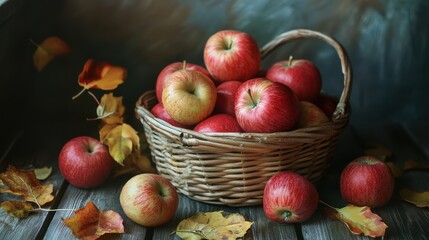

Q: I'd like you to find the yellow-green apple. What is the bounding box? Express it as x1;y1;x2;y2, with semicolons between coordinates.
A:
162;69;217;125
263;172;319;223
213;81;242;116
340;156;394;208
266;56;321;102
58;136;113;189
155;61;210;103
204;30;260;82
234;78;300;133
150;102;193;129
119;173;178;227
315;93;338;118
296;101;329;128
193;114;243;133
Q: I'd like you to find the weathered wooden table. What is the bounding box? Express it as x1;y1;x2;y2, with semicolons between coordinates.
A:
1;122;428;240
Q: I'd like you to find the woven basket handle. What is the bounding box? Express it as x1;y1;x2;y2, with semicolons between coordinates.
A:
260;29;352;120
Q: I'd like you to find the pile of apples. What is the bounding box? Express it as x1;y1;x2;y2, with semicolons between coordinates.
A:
152;29;338;133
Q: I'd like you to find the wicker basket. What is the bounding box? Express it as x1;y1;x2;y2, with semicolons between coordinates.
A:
135;29;352;206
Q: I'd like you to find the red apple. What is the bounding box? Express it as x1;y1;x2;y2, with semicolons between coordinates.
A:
193;114;243;133
263;172;319;223
119;173;178;227
234;78;300;133
340;156;395;208
162;69;217;125
213;81;242;116
266;56;322;102
150;102;193;129
204;30;261;82
58;136;113;189
155;61;210;103
315;93;338;118
296;101;329;128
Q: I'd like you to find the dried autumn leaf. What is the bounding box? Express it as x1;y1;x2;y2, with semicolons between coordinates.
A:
335;205;387;238
176;211;253;240
0;165;54;206
73;59;126;100
385;161;403;178
102;123;140;165
0;201;34;218
32;37;71;71
112;150;156;177
34;166;53;180
62;201;124;240
400;188;429;207
92;93;125;124
403;160;429;171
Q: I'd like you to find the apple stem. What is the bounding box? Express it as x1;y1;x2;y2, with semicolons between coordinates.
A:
182;60;187;70
282;211;293;221
288;55;293;67
247;89;257;108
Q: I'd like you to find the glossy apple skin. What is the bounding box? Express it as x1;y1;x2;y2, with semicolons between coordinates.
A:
162;69;217;125
119;173;178;227
58;136;113;189
193;114;243;133
340;156;395;208
234;78;300;133
263;172;319;223
155;61;210;103
296;101;329;128
266;58;322;102
204;30;261;82
150;102;193;129
213;81;242;116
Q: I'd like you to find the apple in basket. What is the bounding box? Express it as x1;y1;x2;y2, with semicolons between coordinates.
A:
193;114;243;133
150;102;193;129
340;156;395;208
155;61;210;103
263;172;319;223
120;173;179;227
58;136;113;189
162;68;217;125
296;101;330;128
204;30;261;82
315;93;338;118
266;56;322;102
213;80;242;116
234;78;300;133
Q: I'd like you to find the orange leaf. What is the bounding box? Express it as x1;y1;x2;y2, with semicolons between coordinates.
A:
0;165;54;206
33;37;71;71
0;200;34;218
73;59;126;100
62;201;124;240
400;188;429;207
335;205;387;238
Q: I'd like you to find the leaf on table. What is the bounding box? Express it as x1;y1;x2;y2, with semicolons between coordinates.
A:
34;166;53;180
399;188;429;207
176;211;253;240
32;36;71;71
0;200;34;218
0;165;54;206
112;150;156;177
73;59;126;100
364;145;392;162
62;201;124;240
335;205;387;238
385;161;403;178
102;123;140;165
403;160;429;171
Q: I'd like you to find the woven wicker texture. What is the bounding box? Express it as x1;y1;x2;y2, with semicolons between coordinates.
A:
135;29;352;206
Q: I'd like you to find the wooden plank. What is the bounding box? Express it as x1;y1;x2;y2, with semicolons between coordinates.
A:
351;124;429;239
44;175;149;240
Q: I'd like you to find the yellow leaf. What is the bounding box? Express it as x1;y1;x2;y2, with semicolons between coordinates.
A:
400;188;429;207
113;151;156;177
0;201;34;218
96;93;125;124
102;123;140;165
34;166;53;180
335;205;387;238
33;37;71;71
176;211;253;240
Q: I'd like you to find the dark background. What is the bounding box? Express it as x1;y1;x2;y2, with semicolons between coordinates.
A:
1;0;428;140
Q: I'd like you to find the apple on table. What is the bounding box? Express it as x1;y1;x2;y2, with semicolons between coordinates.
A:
58;136;113;189
204;30;261;82
266;56;322;102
